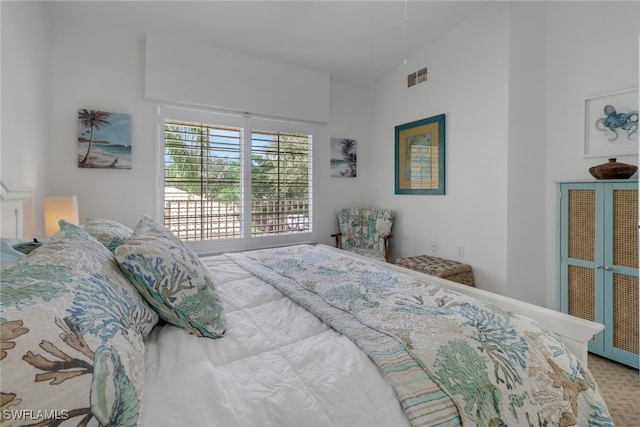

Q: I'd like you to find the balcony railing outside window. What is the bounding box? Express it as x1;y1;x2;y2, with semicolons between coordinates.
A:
164;196;309;242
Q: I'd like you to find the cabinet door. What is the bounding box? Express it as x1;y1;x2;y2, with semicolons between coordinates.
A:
559;184;604;351
559;182;639;368
603;184;638;367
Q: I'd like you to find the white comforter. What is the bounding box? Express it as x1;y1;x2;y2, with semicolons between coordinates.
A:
141;255;410;427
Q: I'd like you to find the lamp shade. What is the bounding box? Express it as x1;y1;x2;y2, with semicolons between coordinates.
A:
44;196;79;237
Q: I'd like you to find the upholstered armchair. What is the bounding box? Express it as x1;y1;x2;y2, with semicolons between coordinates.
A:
331;208;394;262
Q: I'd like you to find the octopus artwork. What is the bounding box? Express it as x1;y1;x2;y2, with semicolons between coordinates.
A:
595;104;638;142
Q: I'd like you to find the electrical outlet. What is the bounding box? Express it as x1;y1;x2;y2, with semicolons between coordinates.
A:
457;245;464;257
431;241;438;253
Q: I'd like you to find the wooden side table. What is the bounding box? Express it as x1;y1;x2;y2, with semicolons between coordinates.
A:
395;255;475;287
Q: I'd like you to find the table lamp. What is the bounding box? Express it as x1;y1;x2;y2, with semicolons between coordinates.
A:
44;196;79;236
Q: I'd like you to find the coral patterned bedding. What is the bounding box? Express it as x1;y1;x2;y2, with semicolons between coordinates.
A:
0;216;613;427
142;254;409;426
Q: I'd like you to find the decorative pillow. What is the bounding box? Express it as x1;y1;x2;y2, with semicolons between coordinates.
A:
11;241;43;255
82;218;133;252
0;238;25;264
0;221;158;426
114;215;226;339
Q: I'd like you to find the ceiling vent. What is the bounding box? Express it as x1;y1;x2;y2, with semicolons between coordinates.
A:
407;66;428;88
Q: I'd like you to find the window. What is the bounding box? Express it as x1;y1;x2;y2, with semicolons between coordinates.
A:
158;106;314;253
250;128;311;236
164;121;242;241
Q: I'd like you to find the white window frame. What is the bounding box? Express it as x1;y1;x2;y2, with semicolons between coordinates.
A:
156;104;317;255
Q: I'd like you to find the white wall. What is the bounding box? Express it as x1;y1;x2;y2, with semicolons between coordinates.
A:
48;14;157;231
41;4;369;245
543;1;639;308
2;1;638;310
0;1;51;238
315;82;372;246
506;3;547;305
369;2;512;296
145;32;330;123
368;1;639;307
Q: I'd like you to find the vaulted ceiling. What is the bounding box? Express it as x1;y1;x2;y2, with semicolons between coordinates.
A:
47;1;488;88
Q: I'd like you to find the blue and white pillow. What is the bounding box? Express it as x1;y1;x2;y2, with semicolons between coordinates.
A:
0;237;25;264
0;221;158;426
82;218;133;252
114;215;226;339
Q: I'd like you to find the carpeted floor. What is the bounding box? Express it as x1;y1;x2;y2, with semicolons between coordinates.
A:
588;353;639;426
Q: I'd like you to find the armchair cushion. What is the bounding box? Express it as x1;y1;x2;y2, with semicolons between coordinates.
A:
335;208;394;261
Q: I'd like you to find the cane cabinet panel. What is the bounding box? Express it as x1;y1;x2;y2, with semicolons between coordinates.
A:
557;180;638;368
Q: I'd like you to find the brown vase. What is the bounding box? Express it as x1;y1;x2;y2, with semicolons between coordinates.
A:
589;158;638;180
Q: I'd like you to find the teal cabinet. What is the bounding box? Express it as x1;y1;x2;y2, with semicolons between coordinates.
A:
557;180;638;368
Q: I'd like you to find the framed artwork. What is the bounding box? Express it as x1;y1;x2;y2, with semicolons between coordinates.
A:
395;114;445;195
78;109;132;168
330;137;357;177
584;88;638;157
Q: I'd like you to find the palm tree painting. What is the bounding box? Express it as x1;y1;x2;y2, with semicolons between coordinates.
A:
78;109;132;169
330;137;357;177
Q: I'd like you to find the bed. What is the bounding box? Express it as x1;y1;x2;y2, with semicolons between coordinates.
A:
0;200;613;426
